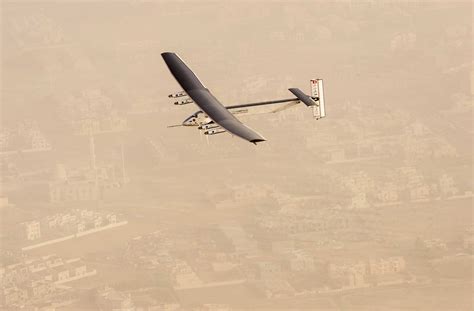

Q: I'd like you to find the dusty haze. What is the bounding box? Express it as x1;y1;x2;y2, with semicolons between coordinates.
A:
1;1;473;310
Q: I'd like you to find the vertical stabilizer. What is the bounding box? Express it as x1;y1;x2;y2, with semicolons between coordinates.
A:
310;79;326;119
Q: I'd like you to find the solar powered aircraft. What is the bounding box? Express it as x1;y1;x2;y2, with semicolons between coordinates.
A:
162;52;326;144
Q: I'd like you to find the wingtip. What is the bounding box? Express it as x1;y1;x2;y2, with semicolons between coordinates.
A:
161;52;176;60
250;139;266;145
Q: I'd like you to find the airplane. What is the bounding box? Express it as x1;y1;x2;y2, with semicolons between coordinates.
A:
161;52;326;144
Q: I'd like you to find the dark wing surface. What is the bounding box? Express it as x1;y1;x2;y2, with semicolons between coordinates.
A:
161;52;266;144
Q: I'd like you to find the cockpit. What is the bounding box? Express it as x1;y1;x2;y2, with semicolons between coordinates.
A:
182;111;212;126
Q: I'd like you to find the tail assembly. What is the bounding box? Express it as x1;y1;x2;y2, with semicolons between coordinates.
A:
310;79;326;119
288;79;326;120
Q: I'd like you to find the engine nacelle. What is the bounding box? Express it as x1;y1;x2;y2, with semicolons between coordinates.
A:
204;129;226;135
168;91;186;98
174;98;194;105
198;123;217;130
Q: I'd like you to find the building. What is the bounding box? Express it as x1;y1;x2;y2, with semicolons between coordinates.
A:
49;165;121;203
49;179;100;202
350;192;370;209
376;183;399;203
0;285;28;307
25;279;55;300
258;260;283;281
219;224;259;255
439;174;458;198
38;209;123;238
328;262;368;289
171;260;203;289
95;286;136;311
368;257;406;275
73;115;128;136
344;171;375;193
1;254;96;286
22;221;41;241
231;183;273;202
30;129;51;150
409;184;431;201
289;251;315;272
367;256;407;285
0;130;10;151
1;121;51;152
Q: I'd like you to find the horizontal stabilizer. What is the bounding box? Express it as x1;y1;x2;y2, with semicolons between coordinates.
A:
288;88;317;107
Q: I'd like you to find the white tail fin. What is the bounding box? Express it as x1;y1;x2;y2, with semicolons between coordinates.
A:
310;79;326;119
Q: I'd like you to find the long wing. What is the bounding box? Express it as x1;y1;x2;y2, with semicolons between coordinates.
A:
161;52;266;144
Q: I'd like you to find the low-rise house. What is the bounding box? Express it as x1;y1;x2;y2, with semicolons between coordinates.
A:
95;286;136;311
22;221;41;241
0;284;29;307
289;251;315;272
328;261;368;289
